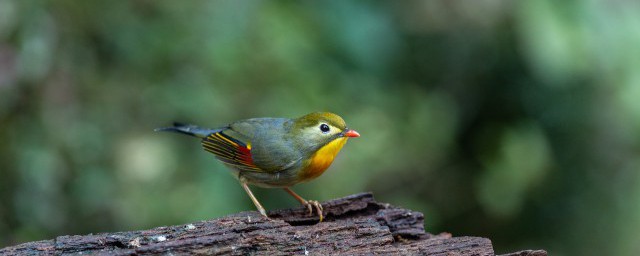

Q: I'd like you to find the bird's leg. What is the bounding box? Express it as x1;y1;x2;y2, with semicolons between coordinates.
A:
241;182;267;218
284;188;323;222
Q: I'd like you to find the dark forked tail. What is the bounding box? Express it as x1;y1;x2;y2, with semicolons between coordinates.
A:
154;122;222;138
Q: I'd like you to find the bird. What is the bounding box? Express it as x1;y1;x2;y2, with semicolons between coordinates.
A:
155;112;360;221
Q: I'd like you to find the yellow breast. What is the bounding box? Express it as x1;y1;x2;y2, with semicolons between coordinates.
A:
299;137;349;181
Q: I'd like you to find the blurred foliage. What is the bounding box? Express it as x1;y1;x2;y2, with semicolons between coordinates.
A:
1;1;639;255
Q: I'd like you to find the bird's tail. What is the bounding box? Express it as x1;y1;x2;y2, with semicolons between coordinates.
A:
154;122;221;138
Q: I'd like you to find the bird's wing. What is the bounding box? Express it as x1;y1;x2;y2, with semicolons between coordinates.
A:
201;130;261;172
201;118;301;174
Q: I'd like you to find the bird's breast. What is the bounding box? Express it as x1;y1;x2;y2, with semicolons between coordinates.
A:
299;137;349;181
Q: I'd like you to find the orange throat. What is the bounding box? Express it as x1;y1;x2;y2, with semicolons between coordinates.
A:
300;137;349;181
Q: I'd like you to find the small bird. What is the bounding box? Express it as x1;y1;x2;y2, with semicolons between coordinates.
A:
155;112;360;221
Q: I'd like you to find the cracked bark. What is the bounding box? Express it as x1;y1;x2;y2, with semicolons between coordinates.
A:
0;193;546;255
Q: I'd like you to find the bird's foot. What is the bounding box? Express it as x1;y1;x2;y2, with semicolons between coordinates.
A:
258;208;267;218
302;200;324;222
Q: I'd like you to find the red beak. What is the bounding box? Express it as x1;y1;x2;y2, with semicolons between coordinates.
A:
344;129;360;138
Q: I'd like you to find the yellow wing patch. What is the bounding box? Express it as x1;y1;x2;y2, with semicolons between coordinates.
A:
201;132;260;171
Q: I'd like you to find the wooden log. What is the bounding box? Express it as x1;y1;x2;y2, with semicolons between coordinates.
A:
0;193;546;255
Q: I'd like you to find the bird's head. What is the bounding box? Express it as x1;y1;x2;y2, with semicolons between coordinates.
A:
290;112;360;152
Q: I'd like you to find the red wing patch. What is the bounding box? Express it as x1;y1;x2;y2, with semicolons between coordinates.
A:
201;132;259;171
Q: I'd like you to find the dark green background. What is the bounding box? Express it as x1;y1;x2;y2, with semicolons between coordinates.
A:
1;1;639;255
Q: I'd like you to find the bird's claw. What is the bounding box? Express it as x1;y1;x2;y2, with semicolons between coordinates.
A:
303;200;324;222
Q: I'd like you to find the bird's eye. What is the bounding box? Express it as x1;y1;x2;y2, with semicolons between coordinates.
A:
319;123;330;133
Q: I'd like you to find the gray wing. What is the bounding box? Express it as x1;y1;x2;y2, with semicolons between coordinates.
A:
226;118;303;173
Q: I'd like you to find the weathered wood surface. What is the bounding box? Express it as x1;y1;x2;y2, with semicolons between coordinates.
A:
0;193;546;255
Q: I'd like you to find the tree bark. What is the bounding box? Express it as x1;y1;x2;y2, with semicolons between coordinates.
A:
0;193;546;255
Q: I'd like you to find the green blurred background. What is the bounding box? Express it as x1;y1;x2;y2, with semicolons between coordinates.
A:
1;1;639;255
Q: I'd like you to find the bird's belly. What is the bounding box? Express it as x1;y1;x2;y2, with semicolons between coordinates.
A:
229;137;349;187
234;169;302;188
299;137;348;181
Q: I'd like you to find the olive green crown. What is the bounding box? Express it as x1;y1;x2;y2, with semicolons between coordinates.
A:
294;112;347;130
